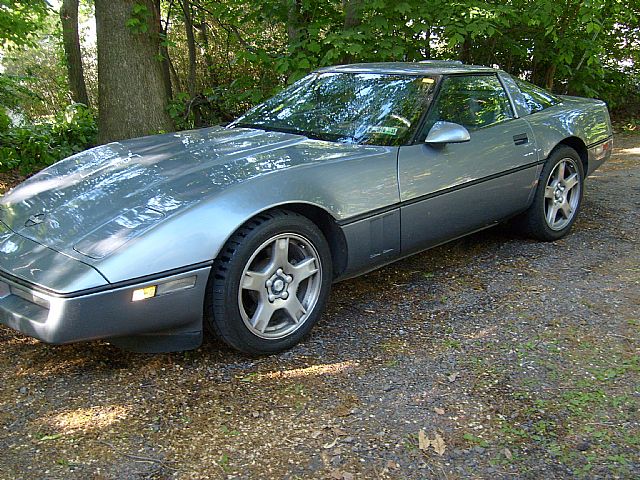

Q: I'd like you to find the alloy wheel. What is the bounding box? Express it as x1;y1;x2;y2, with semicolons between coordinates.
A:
544;158;582;231
237;233;322;339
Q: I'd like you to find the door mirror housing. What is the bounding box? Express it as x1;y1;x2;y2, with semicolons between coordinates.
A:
425;121;471;145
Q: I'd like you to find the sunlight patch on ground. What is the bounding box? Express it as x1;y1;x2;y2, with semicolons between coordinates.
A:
618;146;640;155
258;360;359;380
47;405;131;434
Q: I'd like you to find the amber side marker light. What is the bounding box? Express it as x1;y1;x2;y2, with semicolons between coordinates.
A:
131;276;197;302
132;286;157;302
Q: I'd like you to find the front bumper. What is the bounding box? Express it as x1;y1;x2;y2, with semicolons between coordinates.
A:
0;266;211;352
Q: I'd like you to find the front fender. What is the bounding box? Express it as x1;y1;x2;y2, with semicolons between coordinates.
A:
93;148;399;283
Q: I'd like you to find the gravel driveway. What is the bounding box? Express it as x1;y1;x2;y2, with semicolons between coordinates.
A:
1;134;638;480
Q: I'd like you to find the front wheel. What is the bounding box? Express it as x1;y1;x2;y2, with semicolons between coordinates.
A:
519;146;584;241
206;210;332;355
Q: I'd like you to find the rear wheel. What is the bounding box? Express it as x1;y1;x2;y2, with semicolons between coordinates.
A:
206;210;332;355
519;146;584;241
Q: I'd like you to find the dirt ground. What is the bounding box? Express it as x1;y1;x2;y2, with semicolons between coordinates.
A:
0;134;638;480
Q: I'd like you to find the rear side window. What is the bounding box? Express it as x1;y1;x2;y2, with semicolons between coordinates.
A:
425;75;514;131
516;79;560;113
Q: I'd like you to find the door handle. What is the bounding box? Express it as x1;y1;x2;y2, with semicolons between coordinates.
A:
513;133;529;145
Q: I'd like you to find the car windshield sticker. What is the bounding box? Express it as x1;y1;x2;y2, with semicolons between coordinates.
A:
367;126;399;135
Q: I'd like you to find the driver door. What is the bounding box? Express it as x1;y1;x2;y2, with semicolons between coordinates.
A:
398;74;539;255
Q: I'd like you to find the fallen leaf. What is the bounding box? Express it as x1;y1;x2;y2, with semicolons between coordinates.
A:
418;429;430;451
310;430;322;439
432;433;446;455
434;407;445;415
447;372;459;383
503;447;513;460
386;460;400;470
323;438;338;449
39;434;62;442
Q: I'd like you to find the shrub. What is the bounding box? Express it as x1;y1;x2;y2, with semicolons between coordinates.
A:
0;103;96;175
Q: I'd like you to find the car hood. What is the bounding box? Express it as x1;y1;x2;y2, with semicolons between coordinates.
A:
0;126;379;261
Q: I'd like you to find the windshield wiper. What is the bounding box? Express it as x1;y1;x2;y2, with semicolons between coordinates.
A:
232;122;352;143
232;122;304;136
232;122;265;130
234;122;318;139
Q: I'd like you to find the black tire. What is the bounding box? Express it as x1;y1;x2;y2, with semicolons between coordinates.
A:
205;209;332;355
519;145;585;241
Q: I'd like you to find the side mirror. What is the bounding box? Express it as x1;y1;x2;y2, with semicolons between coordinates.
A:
425;121;470;145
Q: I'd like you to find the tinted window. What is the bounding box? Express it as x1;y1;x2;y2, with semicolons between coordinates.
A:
424;75;514;132
232;72;437;146
515;79;560;113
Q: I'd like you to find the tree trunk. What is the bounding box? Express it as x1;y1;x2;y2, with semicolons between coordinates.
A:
341;0;362;63
198;17;216;87
459;35;472;63
159;42;173;100
169;56;183;93
60;0;90;106
157;0;173;101
343;0;362;29
181;0;197;97
95;0;174;144
286;0;309;47
544;63;556;91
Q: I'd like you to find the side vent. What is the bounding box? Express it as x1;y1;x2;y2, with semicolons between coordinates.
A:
369;212;398;259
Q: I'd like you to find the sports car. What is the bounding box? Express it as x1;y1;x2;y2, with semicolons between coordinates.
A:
0;61;613;354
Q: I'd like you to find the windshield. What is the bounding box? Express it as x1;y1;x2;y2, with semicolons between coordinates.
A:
230;72;438;146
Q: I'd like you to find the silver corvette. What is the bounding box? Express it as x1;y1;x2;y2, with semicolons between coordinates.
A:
0;62;612;354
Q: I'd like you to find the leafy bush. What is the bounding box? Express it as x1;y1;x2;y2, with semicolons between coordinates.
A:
0;103;96;174
0;73;41;129
166;82;266;131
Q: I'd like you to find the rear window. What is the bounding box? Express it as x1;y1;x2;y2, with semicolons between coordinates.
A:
516;79;560;114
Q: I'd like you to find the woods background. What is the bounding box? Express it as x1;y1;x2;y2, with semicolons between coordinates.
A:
0;0;638;173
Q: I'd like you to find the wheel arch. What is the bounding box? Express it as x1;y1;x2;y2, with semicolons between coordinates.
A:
260;203;349;279
557;136;588;174
212;201;349;280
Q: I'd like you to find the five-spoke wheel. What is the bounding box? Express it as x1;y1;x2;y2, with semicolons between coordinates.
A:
206;210;332;354
543;157;581;231
519;145;584;241
238;233;322;339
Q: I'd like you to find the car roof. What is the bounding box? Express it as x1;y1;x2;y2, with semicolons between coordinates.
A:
316;61;498;75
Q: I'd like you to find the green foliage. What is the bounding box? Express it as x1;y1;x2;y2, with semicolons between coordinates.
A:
463;432;490;447
0;104;96;174
126;3;151;34
1;5;84;121
167;92;193;131
0;0;50;49
0;73;41;128
1;0;639;151
162;0;639;127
